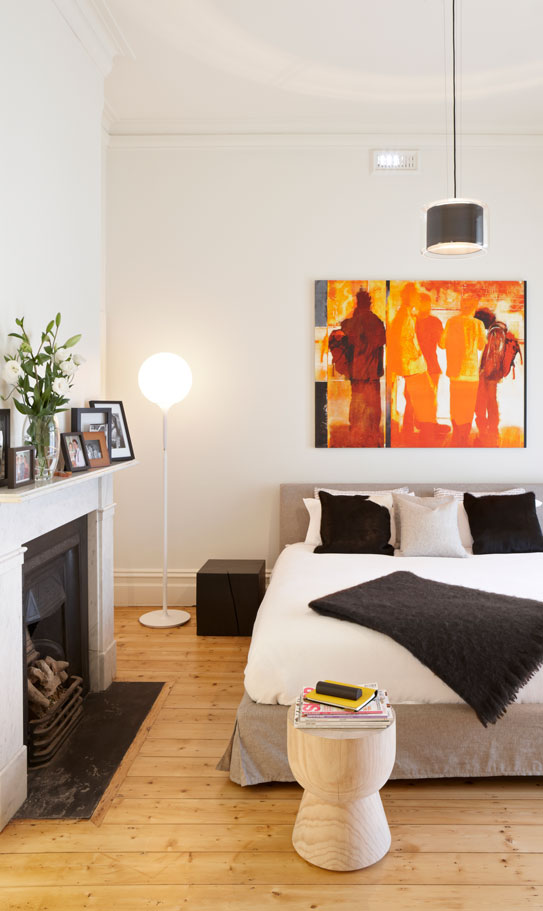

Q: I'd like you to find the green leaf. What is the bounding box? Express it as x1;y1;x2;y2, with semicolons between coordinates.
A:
15;318;22;327
8;332;24;340
56;313;61;327
63;334;82;349
13;400;32;416
46;320;54;334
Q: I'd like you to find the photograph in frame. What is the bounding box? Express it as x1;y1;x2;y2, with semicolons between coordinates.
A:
82;430;111;468
89;400;134;461
8;446;35;489
71;408;112;456
61;432;90;473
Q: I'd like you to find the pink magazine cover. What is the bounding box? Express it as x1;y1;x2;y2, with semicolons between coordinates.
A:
300;686;390;717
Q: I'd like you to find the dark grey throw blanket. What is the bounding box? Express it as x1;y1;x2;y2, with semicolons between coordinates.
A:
309;571;543;726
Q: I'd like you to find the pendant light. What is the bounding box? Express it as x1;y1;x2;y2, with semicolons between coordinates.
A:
422;0;488;256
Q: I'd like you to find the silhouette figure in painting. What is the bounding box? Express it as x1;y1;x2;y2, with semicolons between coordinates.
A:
416;292;443;405
387;283;448;445
440;294;486;446
402;291;445;437
474;307;522;447
328;288;385;446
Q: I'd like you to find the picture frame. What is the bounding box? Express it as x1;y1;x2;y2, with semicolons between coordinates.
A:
8;446;35;489
71;408;112;456
89;400;135;462
0;409;10;487
61;432;90;473
82;431;110;468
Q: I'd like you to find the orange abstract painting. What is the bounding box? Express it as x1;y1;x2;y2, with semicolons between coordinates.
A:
315;280;525;448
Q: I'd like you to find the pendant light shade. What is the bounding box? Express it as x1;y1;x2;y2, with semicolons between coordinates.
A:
422;0;488;257
423;198;488;257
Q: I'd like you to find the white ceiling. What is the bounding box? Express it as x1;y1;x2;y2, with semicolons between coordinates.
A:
104;0;543;135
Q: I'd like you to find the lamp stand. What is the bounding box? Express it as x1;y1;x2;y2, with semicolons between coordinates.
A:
139;407;191;629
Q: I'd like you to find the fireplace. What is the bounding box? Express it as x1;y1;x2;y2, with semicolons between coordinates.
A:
23;517;89;765
0;464;132;829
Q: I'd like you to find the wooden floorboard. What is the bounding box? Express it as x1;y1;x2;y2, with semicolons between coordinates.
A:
1;884;542;910
2;605;543;911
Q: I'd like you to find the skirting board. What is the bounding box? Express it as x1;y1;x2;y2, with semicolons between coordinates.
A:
114;569;271;607
0;745;27;831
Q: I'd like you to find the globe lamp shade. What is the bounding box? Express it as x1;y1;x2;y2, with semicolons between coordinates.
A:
138;352;192;410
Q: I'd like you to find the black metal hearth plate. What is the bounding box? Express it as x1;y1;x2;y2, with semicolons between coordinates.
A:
15;681;164;819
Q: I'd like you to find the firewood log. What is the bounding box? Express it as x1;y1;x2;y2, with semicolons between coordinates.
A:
30;660;62;697
44;656;69;675
29;666;47;686
27;679;49;709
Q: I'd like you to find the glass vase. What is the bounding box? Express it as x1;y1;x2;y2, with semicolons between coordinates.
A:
23;414;60;486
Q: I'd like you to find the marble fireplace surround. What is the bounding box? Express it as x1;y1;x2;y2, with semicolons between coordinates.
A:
0;464;134;830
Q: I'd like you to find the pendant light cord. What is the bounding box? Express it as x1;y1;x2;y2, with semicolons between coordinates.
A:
452;0;457;198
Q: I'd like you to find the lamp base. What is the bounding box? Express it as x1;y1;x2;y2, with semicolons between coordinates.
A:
138;609;191;629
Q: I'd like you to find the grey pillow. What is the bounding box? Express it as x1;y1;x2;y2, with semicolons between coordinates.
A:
396;495;467;558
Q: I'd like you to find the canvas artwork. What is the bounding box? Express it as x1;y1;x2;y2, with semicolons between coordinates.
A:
315;280;526;448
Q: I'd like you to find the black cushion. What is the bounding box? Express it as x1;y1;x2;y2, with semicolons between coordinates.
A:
464;491;543;555
314;491;393;555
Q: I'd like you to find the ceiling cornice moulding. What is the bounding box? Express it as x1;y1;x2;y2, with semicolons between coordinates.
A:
107;131;543;152
51;0;133;76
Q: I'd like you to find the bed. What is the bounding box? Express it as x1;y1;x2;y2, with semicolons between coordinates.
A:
218;482;543;784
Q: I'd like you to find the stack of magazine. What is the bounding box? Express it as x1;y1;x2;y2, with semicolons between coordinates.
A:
293;682;393;730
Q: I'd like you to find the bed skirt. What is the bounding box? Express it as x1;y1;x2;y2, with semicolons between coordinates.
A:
217;691;543;785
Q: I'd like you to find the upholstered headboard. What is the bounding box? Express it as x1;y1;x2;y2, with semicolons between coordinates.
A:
279;483;543;551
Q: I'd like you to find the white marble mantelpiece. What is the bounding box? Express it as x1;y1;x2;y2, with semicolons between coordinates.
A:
0;463;135;830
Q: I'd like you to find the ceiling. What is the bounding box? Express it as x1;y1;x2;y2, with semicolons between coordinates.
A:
104;0;543;135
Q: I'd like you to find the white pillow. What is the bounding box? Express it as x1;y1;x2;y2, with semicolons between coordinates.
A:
396;495;467;558
313;486;410;499
433;488;540;550
304;497;324;546
305;488;409;547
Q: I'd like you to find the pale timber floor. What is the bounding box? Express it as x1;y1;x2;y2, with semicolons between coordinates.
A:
2;606;543;910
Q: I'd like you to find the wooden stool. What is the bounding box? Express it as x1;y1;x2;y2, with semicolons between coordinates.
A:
287;705;396;871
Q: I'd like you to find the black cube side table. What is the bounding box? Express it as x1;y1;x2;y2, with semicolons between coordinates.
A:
196;559;266;636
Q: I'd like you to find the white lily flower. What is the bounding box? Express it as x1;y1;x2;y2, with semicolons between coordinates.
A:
59;359;75;375
54;348;67;364
3;360;23;383
72;353;86;366
52;376;70;397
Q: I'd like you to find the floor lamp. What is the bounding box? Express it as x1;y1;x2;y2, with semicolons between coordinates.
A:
137;352;193;628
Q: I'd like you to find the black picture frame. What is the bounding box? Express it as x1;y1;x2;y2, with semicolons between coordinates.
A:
61;432;90;473
0;409;10;487
71;408;112;456
8;446;35;489
89;400;135;462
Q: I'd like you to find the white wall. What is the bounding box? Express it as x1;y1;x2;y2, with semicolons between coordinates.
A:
0;0;106;442
107;136;543;604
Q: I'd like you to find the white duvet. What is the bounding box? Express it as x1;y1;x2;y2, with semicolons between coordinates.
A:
244;543;543;706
